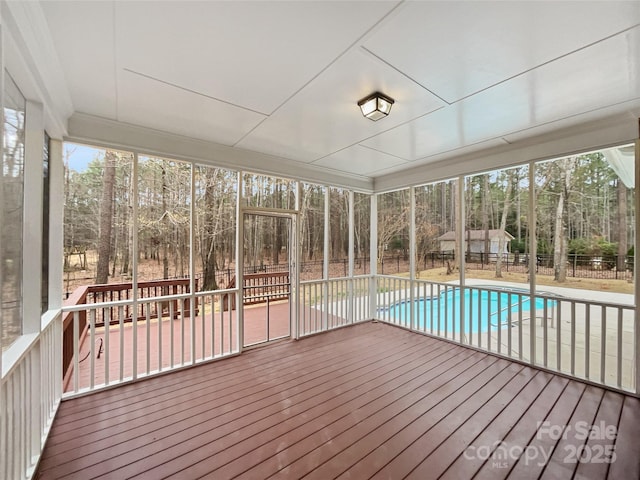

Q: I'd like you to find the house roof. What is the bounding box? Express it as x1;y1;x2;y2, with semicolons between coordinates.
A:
437;230;515;241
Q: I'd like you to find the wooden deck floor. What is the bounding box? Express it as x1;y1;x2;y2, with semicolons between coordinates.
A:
39;321;640;479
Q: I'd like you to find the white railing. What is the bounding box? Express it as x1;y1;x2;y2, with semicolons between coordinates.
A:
1;314;62;480
298;276;371;337
62;289;240;396
376;277;636;392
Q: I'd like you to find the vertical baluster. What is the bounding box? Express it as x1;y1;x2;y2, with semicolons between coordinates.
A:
556;299;561;371
570;301;576;376
442;286;448;338
477;288;482;349
313;283;317;333
541;296;547;367
157;301;162;372
228;294;232;354
486;290;491;353
72;312;80;392
600;305;606;384
497;292;502;354
585;305;591;379
419;283;425;333
180;299;185;365
119;305;124;381
104;308;110;385
448;285;454;338
169;301;175;368
89;310;96;390
309;284;314;333
507;294;512;357
146;304;151;375
518;299;523;361
214;293;219;358
617;308;623;388
220;295;224;355
429;283;434;334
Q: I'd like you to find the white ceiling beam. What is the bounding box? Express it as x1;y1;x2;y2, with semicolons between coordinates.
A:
67;113;375;192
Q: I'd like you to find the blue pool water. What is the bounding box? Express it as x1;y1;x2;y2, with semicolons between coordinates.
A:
383;288;555;334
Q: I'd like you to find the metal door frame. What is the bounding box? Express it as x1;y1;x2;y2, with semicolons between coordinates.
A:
239;208;297;348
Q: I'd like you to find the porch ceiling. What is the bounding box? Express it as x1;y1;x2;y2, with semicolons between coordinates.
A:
39;1;640;185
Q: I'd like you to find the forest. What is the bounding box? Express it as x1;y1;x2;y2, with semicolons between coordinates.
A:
62;144;635;296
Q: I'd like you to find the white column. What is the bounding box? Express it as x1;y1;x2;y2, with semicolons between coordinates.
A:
23;100;44;334
369;194;378;319
323;187;330;331
529;161;537;366
48;139;64;311
348;191;354;323
409;186;416;330
457;176;465;342
635;133;640;393
236;171;244;352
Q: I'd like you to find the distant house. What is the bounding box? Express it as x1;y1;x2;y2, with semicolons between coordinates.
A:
436;229;514;254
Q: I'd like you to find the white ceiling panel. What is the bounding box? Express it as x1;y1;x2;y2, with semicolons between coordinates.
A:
363;1;640;103
237;48;445;162
502;99;640;144
117;69;266;146
115;1;399;115
36;1;640;189
314;145;409;176
363;27;640;161
371;137;509;180
41;0;117;117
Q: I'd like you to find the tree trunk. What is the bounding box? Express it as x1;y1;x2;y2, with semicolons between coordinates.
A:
616;179;628;271
553;158;576;282
96;151;116;284
495;174;513;278
122;165;134;277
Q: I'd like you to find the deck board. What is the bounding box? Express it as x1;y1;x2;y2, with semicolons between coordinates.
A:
37;321;640;480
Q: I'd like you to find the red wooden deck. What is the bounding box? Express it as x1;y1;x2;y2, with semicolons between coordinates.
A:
40;321;640;479
66;302;293;392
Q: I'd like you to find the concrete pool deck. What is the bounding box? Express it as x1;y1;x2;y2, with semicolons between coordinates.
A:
376;278;636;392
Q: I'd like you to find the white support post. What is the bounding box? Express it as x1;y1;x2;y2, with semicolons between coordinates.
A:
457;176;465;342
292;182;301;340
348;190;355;323
48;139;64;311
369;194;378;319
323;187;330;331
0;30;3;376
409;187;416;330
23;100;44;476
23;100;44;335
131;153;139;377
236;171;244;353
529;161;537;366
189;162;196;362
635;131;640;394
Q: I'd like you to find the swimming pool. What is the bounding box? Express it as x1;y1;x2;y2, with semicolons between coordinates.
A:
382;287;555;334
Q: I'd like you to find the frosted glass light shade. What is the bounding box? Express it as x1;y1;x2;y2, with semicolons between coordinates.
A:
357;92;395;121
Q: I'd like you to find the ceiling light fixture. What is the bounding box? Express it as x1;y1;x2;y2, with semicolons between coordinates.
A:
357;91;395;121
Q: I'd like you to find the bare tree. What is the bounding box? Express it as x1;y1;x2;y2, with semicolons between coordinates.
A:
495;172;514;278
95;151;116;284
616;179;628;272
553;157;577;282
